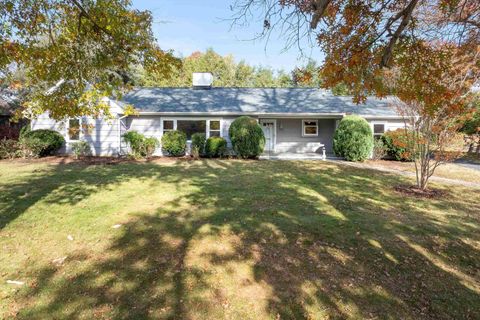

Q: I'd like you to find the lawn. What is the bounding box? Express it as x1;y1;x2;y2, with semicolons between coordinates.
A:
366;160;480;184
0;158;479;319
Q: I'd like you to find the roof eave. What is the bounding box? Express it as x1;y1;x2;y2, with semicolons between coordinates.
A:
129;111;347;118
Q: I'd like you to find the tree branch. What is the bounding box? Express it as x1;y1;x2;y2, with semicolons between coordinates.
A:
380;0;419;68
310;0;332;29
68;0;113;37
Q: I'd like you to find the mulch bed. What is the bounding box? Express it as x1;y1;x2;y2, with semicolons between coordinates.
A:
393;184;448;199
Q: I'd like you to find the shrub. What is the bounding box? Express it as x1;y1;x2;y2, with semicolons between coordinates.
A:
19;125;31;139
205;136;227;158
143;137;158;158
161;130;186;156
228;116;265;159
0;139;22;159
382;129;412;161
333;115;373;161
123;131;159;158
71;140;91;159
20;129;65;157
371;138;387;160
191;133;206;157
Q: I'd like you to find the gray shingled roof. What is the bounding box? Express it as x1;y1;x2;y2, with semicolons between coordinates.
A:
0;91;18;116
120;87;400;117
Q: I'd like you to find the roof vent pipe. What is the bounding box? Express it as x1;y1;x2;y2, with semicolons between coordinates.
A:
192;72;213;89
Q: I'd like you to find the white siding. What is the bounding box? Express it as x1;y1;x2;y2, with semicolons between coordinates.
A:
81;118;120;156
31;113;121;156
367;119;406;133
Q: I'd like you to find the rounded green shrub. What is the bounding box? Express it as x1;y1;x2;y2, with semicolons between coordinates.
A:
20;129;65;157
228;116;265;159
205;136;227;158
333;115;373;161
123;131;159;158
191;133;206;156
161;130;186;156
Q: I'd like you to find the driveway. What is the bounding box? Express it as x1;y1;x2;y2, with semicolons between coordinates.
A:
454;159;480;172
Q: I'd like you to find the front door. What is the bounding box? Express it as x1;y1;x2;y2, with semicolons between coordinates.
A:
260;119;275;152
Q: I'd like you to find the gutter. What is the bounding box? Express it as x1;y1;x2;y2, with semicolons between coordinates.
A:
128;111;347;118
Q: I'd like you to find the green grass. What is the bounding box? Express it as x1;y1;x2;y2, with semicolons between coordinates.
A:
0;159;479;319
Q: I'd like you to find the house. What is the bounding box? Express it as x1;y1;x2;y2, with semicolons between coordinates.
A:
31;73;406;157
1;91;27;139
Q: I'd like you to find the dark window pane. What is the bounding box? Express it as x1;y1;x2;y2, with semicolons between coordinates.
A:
210;120;220;130
304;121;317;126
69;119;80;140
209;131;220;137
304;126;317;135
374;124;385;134
163;120;174;130
177;120;206;140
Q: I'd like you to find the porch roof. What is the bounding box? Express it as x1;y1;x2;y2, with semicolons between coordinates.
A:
120;87;401;118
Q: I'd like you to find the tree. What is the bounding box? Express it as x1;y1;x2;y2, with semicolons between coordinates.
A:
253;66;277;87
233;0;480;190
234;61;256;87
0;0;180;120
136;48;294;88
292;59;322;87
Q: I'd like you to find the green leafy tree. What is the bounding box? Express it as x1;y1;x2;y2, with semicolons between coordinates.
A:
253;66;276;87
135;48;294;88
234;61;256;87
0;0;180;119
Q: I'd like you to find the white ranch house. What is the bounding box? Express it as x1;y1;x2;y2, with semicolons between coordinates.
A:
31;73;406;158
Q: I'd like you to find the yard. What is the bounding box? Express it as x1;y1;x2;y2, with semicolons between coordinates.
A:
0;158;479;319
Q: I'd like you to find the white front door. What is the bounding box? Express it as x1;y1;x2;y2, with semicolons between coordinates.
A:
260;119;276;152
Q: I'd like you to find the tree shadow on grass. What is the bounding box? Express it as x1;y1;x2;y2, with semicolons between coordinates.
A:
7;160;480;319
0;159;175;230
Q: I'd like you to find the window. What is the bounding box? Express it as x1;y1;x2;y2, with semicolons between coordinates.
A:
68;119;80;140
163;120;174;135
373;123;385;140
302;120;318;136
177;120;206;140
209;120;220;137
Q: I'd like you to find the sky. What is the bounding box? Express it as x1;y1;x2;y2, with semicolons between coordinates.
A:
132;0;323;72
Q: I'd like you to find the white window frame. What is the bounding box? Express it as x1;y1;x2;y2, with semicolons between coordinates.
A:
67;118;82;142
207;119;221;138
302;119;318;137
371;121;387;139
161;117;223;141
162;119;176;135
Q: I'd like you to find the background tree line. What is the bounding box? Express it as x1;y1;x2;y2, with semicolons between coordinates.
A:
131;48;349;94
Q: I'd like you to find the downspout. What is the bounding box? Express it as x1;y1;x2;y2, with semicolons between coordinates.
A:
118;114;128;157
